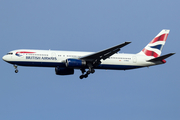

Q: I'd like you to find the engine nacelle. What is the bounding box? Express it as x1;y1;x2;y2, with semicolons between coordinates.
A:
55;67;74;75
66;59;86;68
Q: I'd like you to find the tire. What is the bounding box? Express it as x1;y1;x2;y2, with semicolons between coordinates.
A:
84;74;88;78
80;75;84;79
15;70;18;73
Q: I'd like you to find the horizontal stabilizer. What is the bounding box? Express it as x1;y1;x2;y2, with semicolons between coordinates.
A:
148;53;175;62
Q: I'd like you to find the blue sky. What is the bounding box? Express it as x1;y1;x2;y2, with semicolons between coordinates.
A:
0;0;179;120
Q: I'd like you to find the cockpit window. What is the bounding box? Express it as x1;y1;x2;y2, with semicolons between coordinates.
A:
7;53;13;55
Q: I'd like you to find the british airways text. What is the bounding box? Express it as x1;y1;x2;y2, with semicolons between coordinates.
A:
26;56;57;60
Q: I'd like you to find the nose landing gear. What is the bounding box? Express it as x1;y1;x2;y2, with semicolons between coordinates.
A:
14;65;18;73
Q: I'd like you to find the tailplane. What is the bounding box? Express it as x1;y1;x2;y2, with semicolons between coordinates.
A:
138;29;170;58
147;53;175;63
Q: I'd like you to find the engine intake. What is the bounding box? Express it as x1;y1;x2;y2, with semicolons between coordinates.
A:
66;59;86;68
55;66;74;75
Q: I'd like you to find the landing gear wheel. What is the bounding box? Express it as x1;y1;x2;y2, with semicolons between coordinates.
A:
13;65;18;73
15;69;18;73
87;69;95;74
84;74;88;78
80;75;84;79
79;73;89;79
87;70;91;74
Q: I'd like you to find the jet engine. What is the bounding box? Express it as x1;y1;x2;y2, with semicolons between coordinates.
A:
55;66;74;75
66;59;86;68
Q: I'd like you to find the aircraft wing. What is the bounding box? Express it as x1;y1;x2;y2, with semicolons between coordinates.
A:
80;42;131;64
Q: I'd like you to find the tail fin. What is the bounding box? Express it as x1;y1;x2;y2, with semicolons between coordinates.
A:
138;29;170;58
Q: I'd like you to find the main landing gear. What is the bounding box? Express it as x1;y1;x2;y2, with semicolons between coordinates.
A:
79;66;95;79
14;65;18;73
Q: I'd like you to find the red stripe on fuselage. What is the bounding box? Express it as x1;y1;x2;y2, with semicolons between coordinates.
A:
16;51;36;54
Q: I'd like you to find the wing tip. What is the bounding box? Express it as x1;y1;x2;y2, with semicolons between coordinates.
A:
168;53;176;56
125;41;131;44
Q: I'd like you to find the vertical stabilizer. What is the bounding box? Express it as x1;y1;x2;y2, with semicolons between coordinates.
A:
138;29;170;58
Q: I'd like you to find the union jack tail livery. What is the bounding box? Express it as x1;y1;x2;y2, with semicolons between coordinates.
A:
138;29;170;58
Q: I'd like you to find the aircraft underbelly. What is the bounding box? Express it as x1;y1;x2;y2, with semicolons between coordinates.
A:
96;64;142;70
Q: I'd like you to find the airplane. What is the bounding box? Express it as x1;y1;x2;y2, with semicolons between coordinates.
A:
2;29;175;79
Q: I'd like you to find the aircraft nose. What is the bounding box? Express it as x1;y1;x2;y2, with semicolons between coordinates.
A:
2;55;7;61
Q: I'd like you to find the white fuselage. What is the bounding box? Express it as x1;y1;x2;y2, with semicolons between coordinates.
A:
2;30;172;79
2;49;161;70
